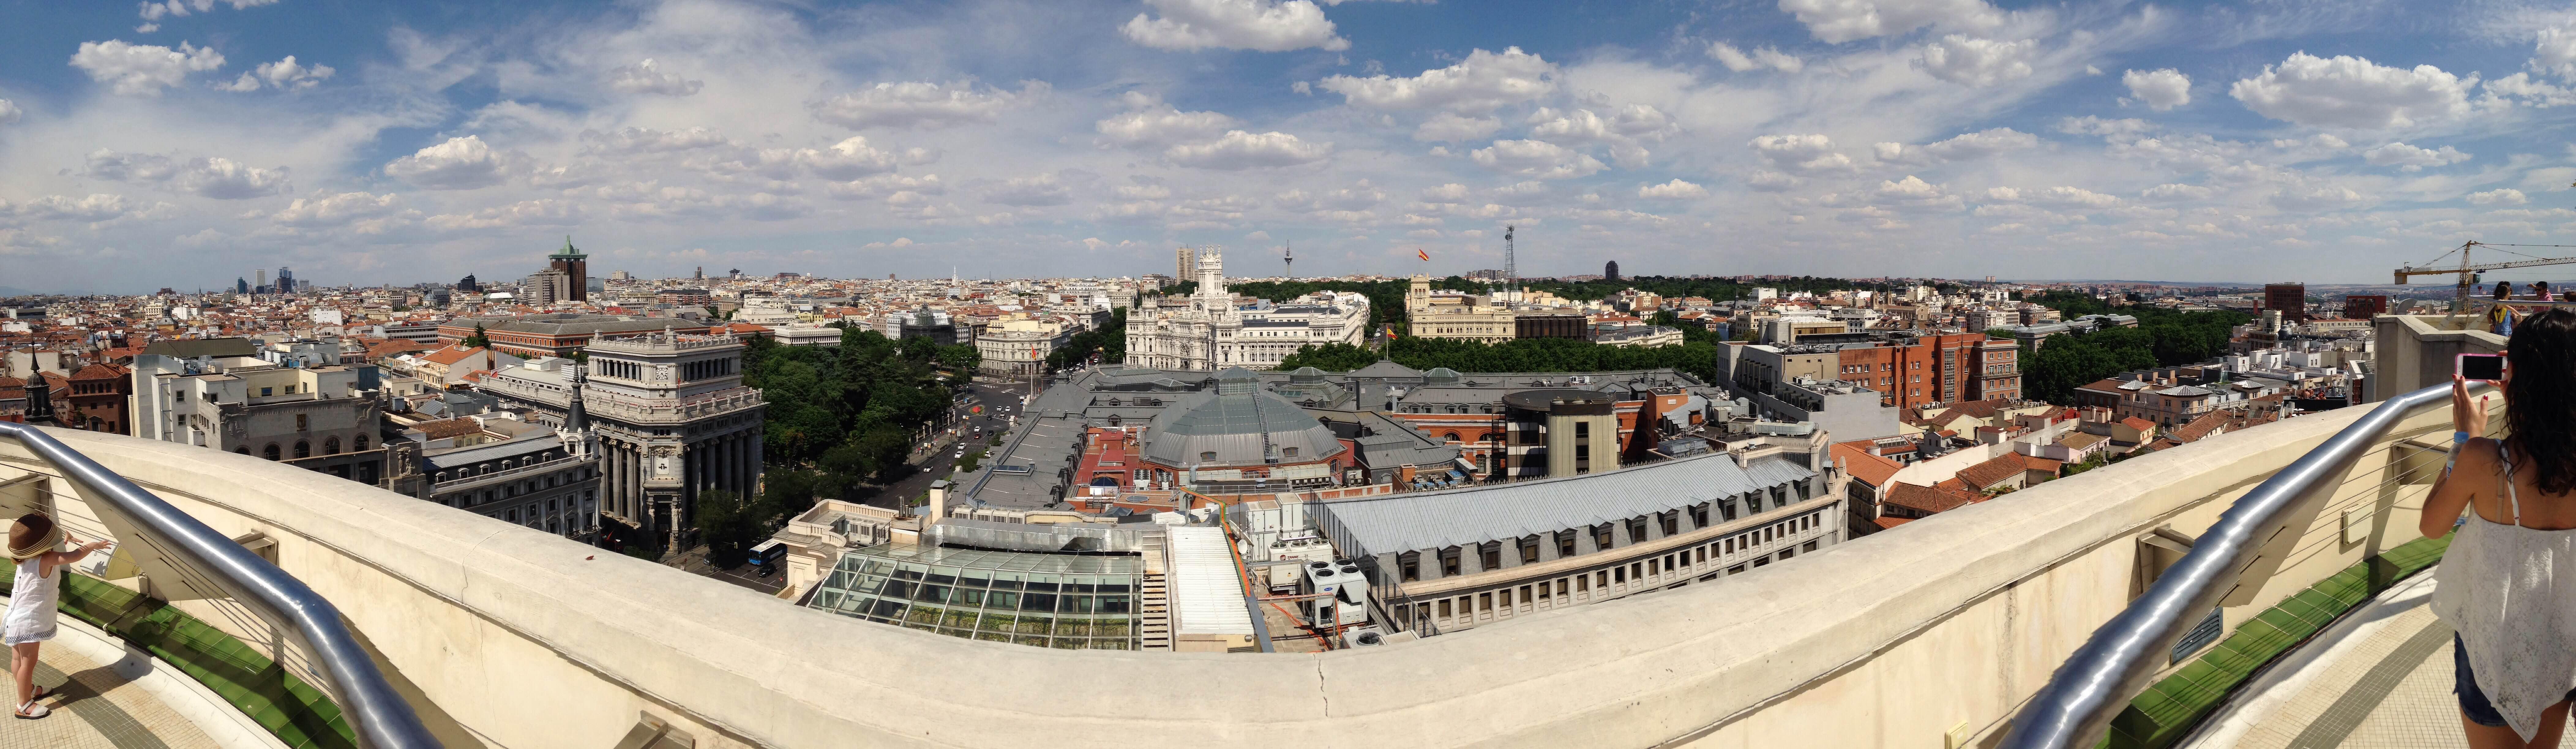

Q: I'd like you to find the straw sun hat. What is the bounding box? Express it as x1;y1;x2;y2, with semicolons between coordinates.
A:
8;514;58;560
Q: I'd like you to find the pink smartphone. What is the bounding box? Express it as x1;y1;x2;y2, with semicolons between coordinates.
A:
2458;353;2505;382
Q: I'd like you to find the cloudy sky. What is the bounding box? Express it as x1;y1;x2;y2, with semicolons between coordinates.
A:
2;0;2573;293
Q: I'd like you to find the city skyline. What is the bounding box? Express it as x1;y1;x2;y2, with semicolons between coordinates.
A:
2;0;2573;294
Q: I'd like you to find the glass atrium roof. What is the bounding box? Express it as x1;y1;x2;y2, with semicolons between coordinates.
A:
807;544;1143;650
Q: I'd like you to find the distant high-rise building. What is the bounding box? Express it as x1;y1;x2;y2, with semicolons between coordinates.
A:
255;269;266;291
695;266;704;280
457;274;480;292
2263;283;2307;322
610;270;631;282
1604;261;1620;281
2342;294;2389;320
1174;247;1196;286
275;266;295;294
235;277;249;294
547;235;589;302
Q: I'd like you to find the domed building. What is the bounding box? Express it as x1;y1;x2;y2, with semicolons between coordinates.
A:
1138;367;1350;492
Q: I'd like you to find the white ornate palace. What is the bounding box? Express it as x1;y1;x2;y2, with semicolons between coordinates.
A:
1123;247;1370;371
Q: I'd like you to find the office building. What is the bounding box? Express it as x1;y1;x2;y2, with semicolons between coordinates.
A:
480;328;764;549
548;236;590;303
129;343;388;484
2264;282;2308;322
1124;248;1369;371
438;313;713;359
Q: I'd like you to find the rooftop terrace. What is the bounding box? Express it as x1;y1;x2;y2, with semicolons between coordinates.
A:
0;313;2508;748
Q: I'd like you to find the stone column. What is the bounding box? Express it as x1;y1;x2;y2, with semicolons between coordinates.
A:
736;432;753;497
747;433;763;502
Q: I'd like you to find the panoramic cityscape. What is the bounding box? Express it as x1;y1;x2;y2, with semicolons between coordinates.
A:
0;0;2572;747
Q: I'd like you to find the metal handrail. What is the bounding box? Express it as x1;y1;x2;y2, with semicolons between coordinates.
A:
1998;382;2474;748
0;422;440;749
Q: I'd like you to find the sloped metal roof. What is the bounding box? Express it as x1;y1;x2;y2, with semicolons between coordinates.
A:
1315;453;1817;556
1138;368;1346;468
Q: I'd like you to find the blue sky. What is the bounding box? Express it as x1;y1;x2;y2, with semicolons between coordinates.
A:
2;0;2573;293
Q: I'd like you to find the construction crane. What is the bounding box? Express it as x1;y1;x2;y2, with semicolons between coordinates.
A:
2394;241;2576;315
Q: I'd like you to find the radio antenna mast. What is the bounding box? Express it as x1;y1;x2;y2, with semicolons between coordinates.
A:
1283;241;1294;279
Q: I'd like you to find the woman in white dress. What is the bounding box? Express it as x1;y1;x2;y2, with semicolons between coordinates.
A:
6;513;112;720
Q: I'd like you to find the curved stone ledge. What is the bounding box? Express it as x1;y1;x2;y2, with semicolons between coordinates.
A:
0;399;2431;748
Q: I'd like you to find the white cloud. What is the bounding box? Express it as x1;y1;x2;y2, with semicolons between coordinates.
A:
2537;21;2576;81
1165;130;1332;169
609;58;701;96
218;55;333;92
174;157;290;198
2229;52;2474;130
2122;68;2190;110
1880;127;2036;163
2025;186;2121;208
826;173;946;200
1872;175;1962;211
1096;105;1238;148
578;126;730;155
983;174;1074;206
1746;171;1800;191
2268;185;2369;212
0;99;19;125
428;199;584;231
1914;35;2034;87
268;191;402;228
2486;73;2576;108
811;80;1046;129
2140;183;2213;201
137;0;278;23
2467;188;2529;205
1637;179;1708;199
1121;0;1350;52
1419;183;1470;203
796;136;900;180
2361;141;2471;171
1413;112;1500;142
384;135;517;190
1707;42;1803;73
1750;134;1855;174
1470;139;1604;179
80;149;286;198
1316;47;1556;114
1779;0;2001;44
10;194;143;222
68;40;225;96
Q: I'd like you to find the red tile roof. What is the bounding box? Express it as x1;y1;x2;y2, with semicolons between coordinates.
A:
421;345;484;366
2118;417;2158;433
411;418;483;439
1872;516;1915;530
2016;454;2063;476
1884;482;1983;514
2168;411;2230;443
1830;441;1905;488
1956;453;2028;491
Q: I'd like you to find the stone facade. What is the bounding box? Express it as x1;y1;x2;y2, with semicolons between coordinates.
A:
1124;248;1369;371
483;329;763;549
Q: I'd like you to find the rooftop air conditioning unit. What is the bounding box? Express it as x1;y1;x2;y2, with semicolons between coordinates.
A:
1343;627;1387;648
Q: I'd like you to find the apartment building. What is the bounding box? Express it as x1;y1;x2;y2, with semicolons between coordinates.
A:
129;352;388;484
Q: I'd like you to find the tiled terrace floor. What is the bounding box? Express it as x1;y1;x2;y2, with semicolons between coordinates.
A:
2184;568;2571;749
0;630;221;749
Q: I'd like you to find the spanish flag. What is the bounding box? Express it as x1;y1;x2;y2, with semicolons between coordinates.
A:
1416;248;1429;261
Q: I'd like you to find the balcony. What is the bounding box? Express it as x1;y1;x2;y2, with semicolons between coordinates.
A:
0;315;2496;748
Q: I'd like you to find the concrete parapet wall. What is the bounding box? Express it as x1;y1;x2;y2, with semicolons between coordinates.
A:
0;396;2445;748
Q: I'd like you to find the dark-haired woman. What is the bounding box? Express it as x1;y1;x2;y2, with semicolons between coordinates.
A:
2428;307;2576;747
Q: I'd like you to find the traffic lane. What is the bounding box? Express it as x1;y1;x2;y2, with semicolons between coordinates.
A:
702;562;787;595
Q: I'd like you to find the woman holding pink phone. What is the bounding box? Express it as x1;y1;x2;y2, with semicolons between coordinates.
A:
2426;307;2576;747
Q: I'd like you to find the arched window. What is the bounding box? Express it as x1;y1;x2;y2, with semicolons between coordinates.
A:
234;446;250;455
294;440;311;459
324;437;341;454
355;435;369;451
263;443;281;461
1443;432;1461;442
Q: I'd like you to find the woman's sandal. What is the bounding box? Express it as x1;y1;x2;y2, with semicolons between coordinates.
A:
13;700;47;719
